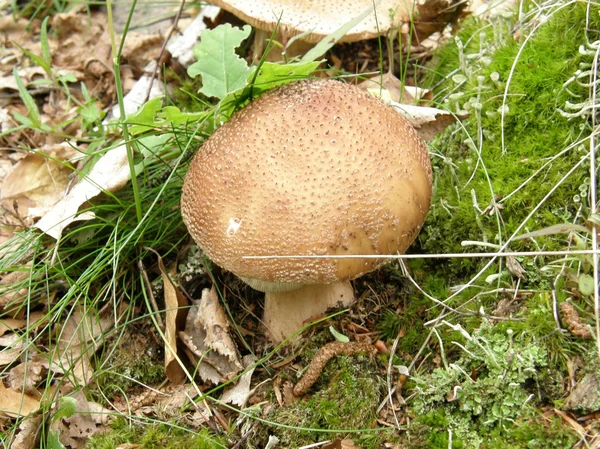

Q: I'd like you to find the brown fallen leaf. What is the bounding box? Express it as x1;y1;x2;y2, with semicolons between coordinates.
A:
10;414;43;449
179;287;243;384
357;72;432;105
0;267;31;315
0;381;40;418
390;101;459;141
0;333;24;367
50;391;110;449
156;253;188;384
323;439;362;449
0;152;72;223
52;305;124;386
0;311;44;336
8;354;47;395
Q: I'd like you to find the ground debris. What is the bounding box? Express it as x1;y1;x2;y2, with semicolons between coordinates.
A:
180;286;243;384
563;373;600;413
293;341;376;396
559;302;591;340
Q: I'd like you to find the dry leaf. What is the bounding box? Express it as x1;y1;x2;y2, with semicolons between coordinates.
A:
50;391;110;449
52;305;121;386
157;255;188;384
221;354;256;406
10;414;43;449
390;102;459;141
358;72;432;105
179;287;242;384
0;311;44;336
0;268;31;314
8;355;47;395
0;333;24;366
0;152;71;222
0;381;40;418
323;439;361;449
35;144;131;239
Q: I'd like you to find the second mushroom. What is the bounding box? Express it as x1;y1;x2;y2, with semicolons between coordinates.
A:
181;79;432;342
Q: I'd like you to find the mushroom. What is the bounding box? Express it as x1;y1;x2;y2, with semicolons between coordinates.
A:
181;79;432;342
208;0;466;61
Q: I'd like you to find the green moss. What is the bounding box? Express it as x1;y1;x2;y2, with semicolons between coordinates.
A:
257;355;385;448
420;1;598;281
91;329;165;404
408;409;578;449
86;419;227;449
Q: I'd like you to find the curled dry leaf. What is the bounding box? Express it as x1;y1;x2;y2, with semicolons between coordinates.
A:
221;354;257;406
156;253;188;384
357;72;432;105
179;286;243;384
391;102;459;141
8;355;47;395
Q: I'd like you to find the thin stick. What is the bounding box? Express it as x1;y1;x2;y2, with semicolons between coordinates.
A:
243;249;599;260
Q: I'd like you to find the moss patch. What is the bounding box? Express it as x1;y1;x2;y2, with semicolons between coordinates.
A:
86;419;227;449
256;355;388;448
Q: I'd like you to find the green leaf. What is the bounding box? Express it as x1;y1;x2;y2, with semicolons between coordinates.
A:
16;44;51;74
125;97;164;135
159;106;208;127
47;430;66;449
251;60;321;93
58;73;78;84
40;17;52;69
302;0;381;62
13;67;42;128
217;59;320;119
79;101;102;126
12;111;34;128
188;24;253;100
52;396;77;422
578;274;595;296
329;326;350;343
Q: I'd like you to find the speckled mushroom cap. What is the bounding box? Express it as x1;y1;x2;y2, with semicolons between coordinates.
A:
181;79;432;288
208;0;410;44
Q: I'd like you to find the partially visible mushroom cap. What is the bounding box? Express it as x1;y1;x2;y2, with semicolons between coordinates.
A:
208;0;409;44
182;79;432;289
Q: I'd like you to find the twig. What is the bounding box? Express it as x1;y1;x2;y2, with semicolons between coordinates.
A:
144;0;187;104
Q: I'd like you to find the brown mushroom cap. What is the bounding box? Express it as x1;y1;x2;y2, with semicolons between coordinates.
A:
208;0;410;44
181;79;432;288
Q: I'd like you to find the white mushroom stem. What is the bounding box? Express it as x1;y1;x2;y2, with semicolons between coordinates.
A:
263;281;355;343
